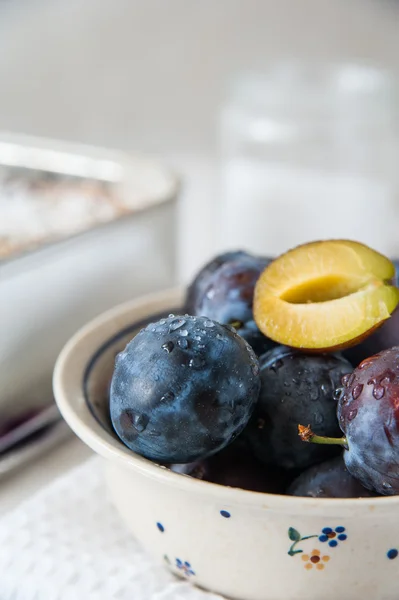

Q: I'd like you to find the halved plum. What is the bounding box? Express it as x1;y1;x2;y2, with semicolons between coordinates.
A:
253;240;399;351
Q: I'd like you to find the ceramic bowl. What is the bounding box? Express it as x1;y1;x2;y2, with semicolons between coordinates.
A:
53;288;399;600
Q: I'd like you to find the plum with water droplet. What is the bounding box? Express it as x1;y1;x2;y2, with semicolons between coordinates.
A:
300;347;399;495
246;345;352;470
336;347;399;495
110;315;260;463
185;250;250;313
185;250;274;355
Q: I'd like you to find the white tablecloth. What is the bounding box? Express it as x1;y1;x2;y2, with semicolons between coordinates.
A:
0;456;224;600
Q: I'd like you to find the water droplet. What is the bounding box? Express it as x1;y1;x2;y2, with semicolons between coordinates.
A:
224;324;236;333
358;357;374;370
341;394;349;406
341;374;350;386
162;341;174;353
198;343;205;349
352;383;363;400
151;327;156;332
348;408;358;421
179;329;188;337
203;320;215;328
168;314;175;318
184;313;189;318
333;387;343;401
133;413;149;432
383;481;393;491
270;359;283;372
341;373;354;387
161;391;175;402
381;369;396;384
169;318;186;331
177;338;188;349
206;289;215;299
339;414;345;424
159;319;166;325
252;363;260;376
320;384;328;394
154;373;160;381
373;385;385;400
194;335;202;341
189;356;205;368
216;334;223;340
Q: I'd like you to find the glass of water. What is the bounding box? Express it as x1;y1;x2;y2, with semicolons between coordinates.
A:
219;62;399;258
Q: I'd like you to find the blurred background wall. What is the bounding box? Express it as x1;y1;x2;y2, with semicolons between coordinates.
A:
0;0;398;277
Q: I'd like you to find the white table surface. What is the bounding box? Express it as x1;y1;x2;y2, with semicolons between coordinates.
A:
0;436;93;515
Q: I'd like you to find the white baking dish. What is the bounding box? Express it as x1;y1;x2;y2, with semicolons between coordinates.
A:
0;133;179;421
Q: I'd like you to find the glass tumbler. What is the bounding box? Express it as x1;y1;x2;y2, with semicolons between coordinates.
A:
219;63;399;259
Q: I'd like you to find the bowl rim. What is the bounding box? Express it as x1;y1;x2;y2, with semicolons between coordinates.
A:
53;287;399;514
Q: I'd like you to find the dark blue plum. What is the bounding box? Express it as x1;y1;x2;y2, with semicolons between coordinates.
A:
110;315;261;463
337;347;399;495
246;345;352;470
185;251;274;356
185;250;249;315
343;259;399;367
169;439;289;493
343;306;399;368
287;456;377;498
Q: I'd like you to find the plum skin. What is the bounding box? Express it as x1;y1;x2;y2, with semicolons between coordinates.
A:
344;306;399;367
110;315;261;464
338;346;399;495
185;250;251;315
170;438;290;493
287;456;377;498
246;345;353;471
185;250;274;355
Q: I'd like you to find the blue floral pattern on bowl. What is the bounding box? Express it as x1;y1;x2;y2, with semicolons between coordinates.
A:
318;526;347;547
176;558;195;577
287;526;348;570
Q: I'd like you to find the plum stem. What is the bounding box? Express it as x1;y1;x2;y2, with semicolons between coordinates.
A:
298;424;348;449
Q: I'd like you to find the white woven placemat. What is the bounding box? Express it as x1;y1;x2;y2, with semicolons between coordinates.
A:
0;456;224;600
